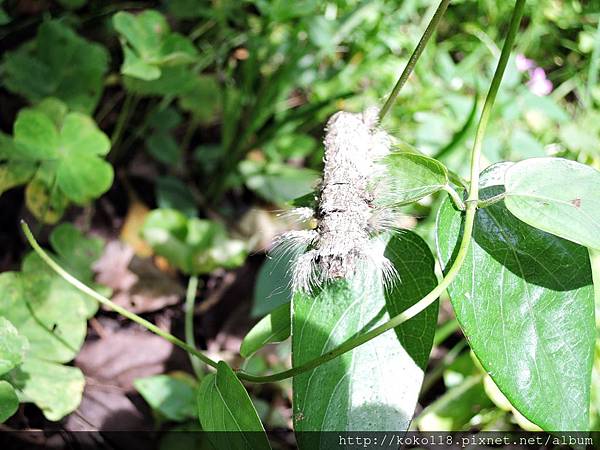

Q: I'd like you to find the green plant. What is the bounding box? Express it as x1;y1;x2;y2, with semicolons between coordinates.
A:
1;0;599;445
11;0;600;446
0;98;113;223
0;224;106;421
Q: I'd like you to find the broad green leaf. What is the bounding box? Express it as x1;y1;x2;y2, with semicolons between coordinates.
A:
0;317;29;376
142;209;247;275
384;231;439;370
135;373;197;422
379;152;449;206
122;46;161;81
293;231;438;446
1;21;108;113
436;163;595;431
251;255;294;318
240;160;319;205
0;271;87;363
113;11;197;81
504;157;600;250
49;223;104;283
14;110;60;159
240;303;290;358
590;248;600;328
57;153;113;204
0;381;18;422
8;358;84;421
197;361;271;450
8;102;113;214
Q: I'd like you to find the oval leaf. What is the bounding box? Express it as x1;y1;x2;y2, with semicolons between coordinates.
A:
0;381;19;423
134;373;197;422
379;152;449;206
436;163;595;431
197;361;271;450
292;231;438;447
251;255;294;318
504;157;600;250
240;303;290;358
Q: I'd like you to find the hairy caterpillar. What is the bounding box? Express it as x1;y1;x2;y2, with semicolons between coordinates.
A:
275;107;399;292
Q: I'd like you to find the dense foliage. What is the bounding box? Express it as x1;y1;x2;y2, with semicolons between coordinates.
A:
0;0;599;447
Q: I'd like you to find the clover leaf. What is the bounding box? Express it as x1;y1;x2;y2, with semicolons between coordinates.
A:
0;99;113;222
1;21;108;113
0;225;105;421
142;209;248;275
113;10;198;81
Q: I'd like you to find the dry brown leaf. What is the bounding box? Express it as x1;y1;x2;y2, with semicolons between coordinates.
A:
120;200;153;257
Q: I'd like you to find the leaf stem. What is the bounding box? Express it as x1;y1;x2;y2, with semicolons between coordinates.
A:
443;185;465;211
237;0;525;384
185;275;204;378
379;0;451;121
20;221;219;370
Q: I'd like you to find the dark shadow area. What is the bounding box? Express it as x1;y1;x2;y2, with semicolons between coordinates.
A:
472;186;592;291
384;231;439;371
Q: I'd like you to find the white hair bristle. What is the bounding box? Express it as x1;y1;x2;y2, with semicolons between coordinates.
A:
271;107;401;293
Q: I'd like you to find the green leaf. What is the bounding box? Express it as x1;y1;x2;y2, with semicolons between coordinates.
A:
379;152;449;206
146;132;181;165
135;373;197;422
156;176;198;217
504;157;600;250
142;209;247;275
124;66;198;96
197;361;271;450
14;109;60;159
240;303;290;358
178;75;221;123
8;358;84;421
57;153;113;204
0;381;19;423
292;231;438;445
251;255;294;318
239;160;319;206
24;166;69;224
0;160;36;196
9;102;113;213
0;317;29;376
49;222;104;283
436;163;595;431
384;231;440;370
1;21;108;113
113;10;197;81
0;271;87;363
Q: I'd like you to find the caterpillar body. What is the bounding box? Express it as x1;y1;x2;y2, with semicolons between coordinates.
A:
275;107;398;292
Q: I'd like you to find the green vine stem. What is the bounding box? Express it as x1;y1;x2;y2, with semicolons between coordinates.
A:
185;275;204;378
379;0;451;121
21;221;219;370
21;0;525;385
